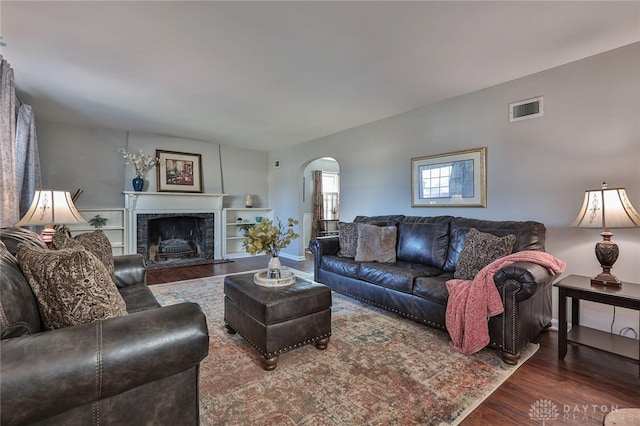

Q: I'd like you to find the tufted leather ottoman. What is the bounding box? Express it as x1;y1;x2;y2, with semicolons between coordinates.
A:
224;272;332;370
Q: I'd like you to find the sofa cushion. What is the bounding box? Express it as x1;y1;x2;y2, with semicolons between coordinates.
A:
16;244;127;330
396;222;450;268
413;274;453;305
119;283;161;313
443;217;546;272
453;228;516;280
359;261;442;294
337;222;358;258
53;230;115;279
320;255;361;279
0;241;43;338
355;223;397;263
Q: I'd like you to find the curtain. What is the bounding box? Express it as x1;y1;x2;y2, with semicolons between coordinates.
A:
16;104;41;217
311;170;324;238
0;55;18;226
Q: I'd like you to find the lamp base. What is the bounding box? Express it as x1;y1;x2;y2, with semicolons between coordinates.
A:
39;225;56;248
590;272;622;288
591;233;622;288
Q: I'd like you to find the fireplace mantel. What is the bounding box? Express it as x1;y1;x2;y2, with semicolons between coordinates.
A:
124;192;226;259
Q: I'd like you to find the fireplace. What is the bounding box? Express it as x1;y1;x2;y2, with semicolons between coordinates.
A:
137;213;214;264
124;192;225;264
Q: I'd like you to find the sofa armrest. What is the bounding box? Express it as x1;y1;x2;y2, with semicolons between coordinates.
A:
114;253;147;288
309;236;340;257
0;302;209;425
309;237;340;281
493;261;555;302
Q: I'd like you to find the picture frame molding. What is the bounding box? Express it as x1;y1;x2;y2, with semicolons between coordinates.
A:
411;147;486;207
156;149;204;193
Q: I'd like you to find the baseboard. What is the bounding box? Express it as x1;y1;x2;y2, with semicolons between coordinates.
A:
279;252;306;261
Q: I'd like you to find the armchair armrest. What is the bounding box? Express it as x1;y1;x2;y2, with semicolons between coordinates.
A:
114;253;147;288
493;261;556;302
0;302;209;425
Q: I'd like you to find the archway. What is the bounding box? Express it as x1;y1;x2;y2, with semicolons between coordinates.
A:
301;157;340;251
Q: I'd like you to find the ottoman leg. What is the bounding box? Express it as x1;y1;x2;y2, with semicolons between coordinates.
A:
315;337;330;350
262;355;279;371
225;324;236;334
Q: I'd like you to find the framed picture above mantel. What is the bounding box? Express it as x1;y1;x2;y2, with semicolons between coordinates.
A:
156;149;203;193
411;147;486;207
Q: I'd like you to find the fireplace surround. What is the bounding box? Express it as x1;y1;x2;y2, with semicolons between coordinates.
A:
124;192;225;261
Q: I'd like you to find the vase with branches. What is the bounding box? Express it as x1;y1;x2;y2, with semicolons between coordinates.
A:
118;148;159;191
242;217;299;278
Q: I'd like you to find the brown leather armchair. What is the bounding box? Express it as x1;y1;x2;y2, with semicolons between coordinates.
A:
0;227;209;425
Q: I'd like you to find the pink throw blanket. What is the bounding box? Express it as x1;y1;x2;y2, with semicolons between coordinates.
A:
445;251;566;355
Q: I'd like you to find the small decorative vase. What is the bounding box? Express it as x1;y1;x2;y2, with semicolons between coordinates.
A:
267;255;281;279
132;176;144;191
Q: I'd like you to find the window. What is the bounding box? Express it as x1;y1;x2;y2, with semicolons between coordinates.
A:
322;172;339;218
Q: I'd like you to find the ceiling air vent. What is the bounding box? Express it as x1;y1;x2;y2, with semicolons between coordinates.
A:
509;96;543;122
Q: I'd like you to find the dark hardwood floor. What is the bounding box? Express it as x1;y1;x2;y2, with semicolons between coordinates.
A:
147;255;640;425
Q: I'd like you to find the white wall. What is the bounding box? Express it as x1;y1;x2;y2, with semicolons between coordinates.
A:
270;43;640;335
37;124;270;209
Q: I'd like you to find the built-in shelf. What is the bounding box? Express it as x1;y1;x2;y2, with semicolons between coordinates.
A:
65;208;126;255
223;208;273;259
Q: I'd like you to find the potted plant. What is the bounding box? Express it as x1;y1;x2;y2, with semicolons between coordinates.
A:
242;217;299;278
88;214;108;228
239;223;255;236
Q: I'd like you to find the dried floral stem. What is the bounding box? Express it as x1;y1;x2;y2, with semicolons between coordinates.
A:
118;148;158;177
242;217;299;257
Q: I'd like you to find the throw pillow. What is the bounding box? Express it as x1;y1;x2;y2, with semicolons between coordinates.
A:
53;230;115;279
453;228;517;280
16;244;127;330
354;223;397;263
337;222;358;258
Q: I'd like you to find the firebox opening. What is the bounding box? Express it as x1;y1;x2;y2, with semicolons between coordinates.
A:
136;212;216;266
148;216;203;262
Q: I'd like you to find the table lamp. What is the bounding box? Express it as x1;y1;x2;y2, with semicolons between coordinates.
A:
571;183;640;287
15;190;87;247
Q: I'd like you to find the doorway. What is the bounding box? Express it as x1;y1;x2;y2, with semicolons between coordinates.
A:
302;157;340;250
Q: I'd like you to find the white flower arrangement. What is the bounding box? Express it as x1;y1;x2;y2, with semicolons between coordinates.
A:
118;148;159;177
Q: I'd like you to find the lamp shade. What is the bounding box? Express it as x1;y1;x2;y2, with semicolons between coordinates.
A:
16;190;86;227
571;186;640;230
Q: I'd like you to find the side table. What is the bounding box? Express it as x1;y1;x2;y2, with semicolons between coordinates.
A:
555;274;640;376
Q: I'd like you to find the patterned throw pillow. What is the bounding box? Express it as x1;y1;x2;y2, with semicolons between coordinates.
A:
337;222;358;258
16;244;127;330
453;228;517;280
354;223;397;263
53;230;115;279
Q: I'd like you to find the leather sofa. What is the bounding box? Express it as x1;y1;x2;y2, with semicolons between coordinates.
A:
309;215;553;364
0;227;209;425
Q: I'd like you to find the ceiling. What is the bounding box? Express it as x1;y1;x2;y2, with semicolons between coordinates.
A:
1;1;639;151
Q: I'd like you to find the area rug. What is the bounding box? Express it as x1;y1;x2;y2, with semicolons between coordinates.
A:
151;269;538;426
